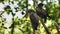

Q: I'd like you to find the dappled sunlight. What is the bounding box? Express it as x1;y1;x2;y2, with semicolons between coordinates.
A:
14;10;25;19
0;3;5;11
0;0;60;34
46;20;52;27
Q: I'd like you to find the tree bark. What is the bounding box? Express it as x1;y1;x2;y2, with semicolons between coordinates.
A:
55;22;60;34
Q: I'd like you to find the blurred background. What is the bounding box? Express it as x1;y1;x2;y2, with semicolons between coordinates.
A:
0;0;60;34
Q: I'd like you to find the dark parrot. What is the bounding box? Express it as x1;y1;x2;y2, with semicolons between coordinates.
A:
27;9;39;30
36;3;51;23
35;3;51;34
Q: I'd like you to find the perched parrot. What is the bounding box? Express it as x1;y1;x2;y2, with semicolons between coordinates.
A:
27;9;39;30
36;3;51;23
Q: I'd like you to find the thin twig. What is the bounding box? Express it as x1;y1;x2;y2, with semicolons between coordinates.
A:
40;18;51;34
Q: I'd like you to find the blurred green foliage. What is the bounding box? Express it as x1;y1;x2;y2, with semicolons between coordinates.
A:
0;0;60;34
